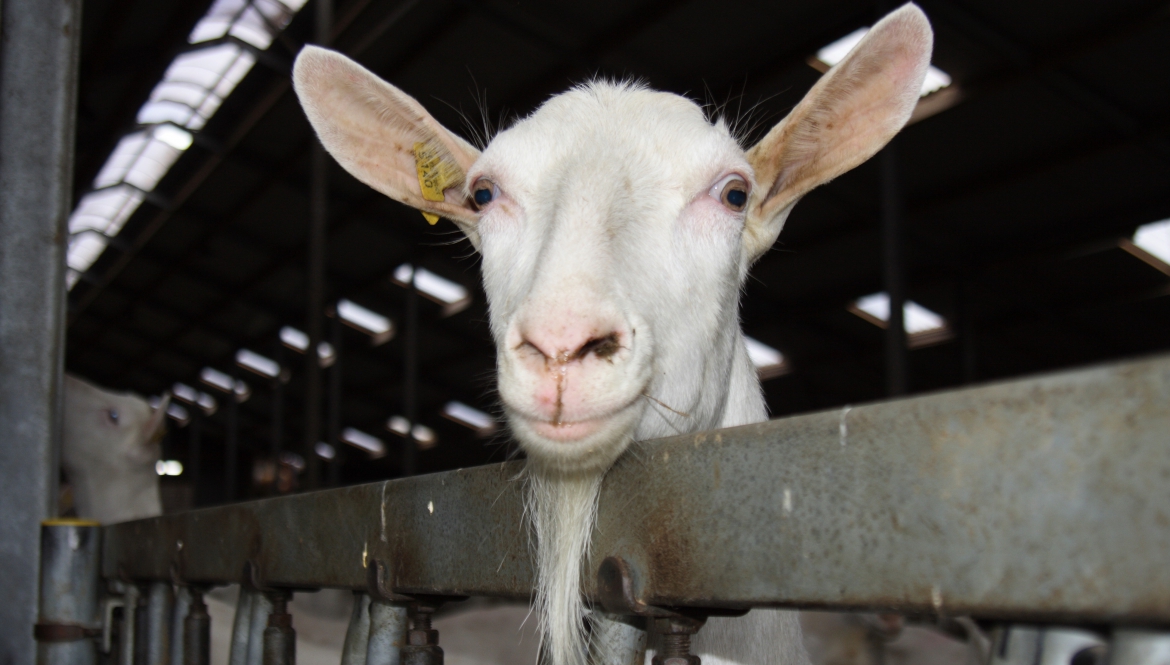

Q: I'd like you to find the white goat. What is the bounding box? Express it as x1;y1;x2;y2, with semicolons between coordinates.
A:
62;374;170;524
293;5;932;664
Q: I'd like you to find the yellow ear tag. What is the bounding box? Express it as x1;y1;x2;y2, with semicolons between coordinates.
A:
413;141;462;226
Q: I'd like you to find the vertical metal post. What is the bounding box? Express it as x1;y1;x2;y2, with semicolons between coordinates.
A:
881;142;908;397
144;581;173;665
189;411;202;507
365;601;409;665
589;612;647;665
327;317;343;488
0;0;81;661
341;593;370;665
119;584;141;665
957;277;978;384
228;588;254;665
271;345;285;494
247;591;274;665
262;591;295;665
183;588;211;665
989;626;1043;665
171;587;191;665
226;368;241;501
401;277;419;477
34;520;101;665
304;0;334;492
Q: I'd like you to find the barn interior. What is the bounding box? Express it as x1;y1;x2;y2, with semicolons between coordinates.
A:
64;0;1170;508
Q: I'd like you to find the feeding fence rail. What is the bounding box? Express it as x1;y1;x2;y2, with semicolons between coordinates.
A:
37;355;1170;665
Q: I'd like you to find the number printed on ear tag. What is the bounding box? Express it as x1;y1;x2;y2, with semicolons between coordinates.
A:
413;141;462;225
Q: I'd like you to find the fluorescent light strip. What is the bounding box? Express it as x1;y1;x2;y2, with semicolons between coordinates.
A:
236;348;281;378
314;442;336;460
442;401;495;432
816;27;951;97
337;299;394;344
387;415;410;437
743;336;789;380
279;325;337;364
341;427;386;458
394;264;471;306
155;460;184;476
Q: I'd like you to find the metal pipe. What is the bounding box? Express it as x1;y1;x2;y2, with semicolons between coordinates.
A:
303;0;333;493
271;345;285;495
366;601;409;665
341;592;370;665
1109;630;1170;665
226;367;240;502
589;612;647;665
119;584;141;665
327;317;343;488
228;588;255;665
35;520;101;665
881;141;908;396
0;0;81;660
171;587;191;665
144;581;173;665
190;411;202;507
401;276;419;476
989;626;1043;665
184;589;211;665
247;591;275;665
100;354;1170;623
261;592;295;665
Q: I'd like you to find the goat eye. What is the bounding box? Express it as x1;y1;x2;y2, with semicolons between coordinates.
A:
107;409;119;423
710;174;749;212
471;179;496;210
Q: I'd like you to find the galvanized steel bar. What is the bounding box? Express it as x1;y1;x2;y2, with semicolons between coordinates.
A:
103;355;1170;624
0;0;82;661
184;589;211;665
342;593;371;665
35;521;101;665
145;581;173;665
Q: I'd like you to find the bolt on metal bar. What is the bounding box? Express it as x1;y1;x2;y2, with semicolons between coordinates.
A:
102;354;1170;624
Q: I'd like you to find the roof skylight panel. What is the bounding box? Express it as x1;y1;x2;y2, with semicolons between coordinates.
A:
68;186;146;237
849;292;952;347
393;264;473;315
1133;219;1170;266
139;44;257;131
815;27;951;97
337;299;395;345
743;336;790;380
66;232;110;274
442;402;497;436
189;0;307;50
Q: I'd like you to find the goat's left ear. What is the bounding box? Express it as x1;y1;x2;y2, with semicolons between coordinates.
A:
743;3;933;262
293;46;483;246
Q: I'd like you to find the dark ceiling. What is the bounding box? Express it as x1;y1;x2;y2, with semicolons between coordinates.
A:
66;0;1170;505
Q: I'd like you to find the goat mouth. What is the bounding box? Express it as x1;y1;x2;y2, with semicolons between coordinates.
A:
522;416;607;443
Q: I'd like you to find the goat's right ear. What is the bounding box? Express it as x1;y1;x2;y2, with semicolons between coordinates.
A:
292;46;483;245
742;3;933;262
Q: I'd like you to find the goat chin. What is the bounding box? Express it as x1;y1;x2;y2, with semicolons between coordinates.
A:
525;464;605;665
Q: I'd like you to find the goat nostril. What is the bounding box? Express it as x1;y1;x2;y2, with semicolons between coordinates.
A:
517;339;549;360
573;333;621;361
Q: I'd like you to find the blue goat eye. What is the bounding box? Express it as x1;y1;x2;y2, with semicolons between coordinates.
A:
472;179;496;209
710;175;749;212
725;188;747;208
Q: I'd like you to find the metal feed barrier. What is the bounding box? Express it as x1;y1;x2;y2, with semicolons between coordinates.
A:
35;355;1170;665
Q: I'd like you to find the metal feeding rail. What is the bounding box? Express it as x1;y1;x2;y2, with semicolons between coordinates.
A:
38;354;1170;664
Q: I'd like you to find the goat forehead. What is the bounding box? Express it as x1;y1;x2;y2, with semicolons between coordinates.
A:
479;83;744;190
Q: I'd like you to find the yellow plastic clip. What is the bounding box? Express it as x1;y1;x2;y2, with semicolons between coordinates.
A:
413;141;461;225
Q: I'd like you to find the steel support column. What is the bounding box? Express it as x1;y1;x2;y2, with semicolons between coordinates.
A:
0;0;82;662
881;142;908;396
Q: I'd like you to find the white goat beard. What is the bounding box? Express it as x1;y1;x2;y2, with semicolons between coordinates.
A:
526;467;606;665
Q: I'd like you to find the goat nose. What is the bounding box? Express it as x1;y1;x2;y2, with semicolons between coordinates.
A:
519;326;625;365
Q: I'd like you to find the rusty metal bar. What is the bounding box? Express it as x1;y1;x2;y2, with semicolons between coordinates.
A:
103;354;1170;624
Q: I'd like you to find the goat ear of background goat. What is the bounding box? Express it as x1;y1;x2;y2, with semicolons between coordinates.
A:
743;2;933;262
292;45;482;243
